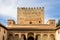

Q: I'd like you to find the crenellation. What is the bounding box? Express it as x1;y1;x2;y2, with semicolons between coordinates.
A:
19;7;44;10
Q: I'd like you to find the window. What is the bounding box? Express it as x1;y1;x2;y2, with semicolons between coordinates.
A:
4;30;5;33
15;34;19;36
36;34;41;40
8;34;13;40
29;22;32;24
21;34;26;40
9;34;13;36
43;34;47;40
39;21;41;23
50;34;55;40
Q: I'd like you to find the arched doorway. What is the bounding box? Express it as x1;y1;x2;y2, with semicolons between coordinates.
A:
28;36;34;40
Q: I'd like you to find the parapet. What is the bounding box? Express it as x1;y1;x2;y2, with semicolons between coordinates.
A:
8;19;15;26
47;20;55;27
17;7;44;10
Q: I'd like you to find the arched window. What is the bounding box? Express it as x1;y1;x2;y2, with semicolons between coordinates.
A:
36;34;41;40
43;34;48;40
15;34;19;40
28;32;34;36
4;30;5;33
50;34;55;40
39;21;41;23
21;34;26;40
15;34;19;37
39;18;42;24
9;34;13;36
8;34;13;40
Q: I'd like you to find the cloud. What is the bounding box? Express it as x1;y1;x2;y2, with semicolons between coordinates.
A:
0;0;17;18
0;6;16;17
0;0;17;26
0;0;17;6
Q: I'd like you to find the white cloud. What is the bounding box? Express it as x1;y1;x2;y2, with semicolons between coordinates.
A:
0;0;17;25
1;0;17;6
0;0;17;18
0;6;17;18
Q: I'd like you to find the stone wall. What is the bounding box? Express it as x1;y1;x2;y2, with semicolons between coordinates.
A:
56;29;60;40
0;26;7;40
17;7;44;24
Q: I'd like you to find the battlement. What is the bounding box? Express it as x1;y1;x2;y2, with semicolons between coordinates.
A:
17;7;44;10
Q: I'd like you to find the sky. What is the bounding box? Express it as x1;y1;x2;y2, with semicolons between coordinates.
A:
0;0;60;26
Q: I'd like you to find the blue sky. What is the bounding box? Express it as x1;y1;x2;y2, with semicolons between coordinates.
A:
0;0;60;26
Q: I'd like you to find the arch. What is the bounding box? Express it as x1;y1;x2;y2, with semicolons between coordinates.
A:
28;32;34;35
21;34;26;40
15;34;19;36
36;34;41;40
39;18;42;23
8;34;13;40
28;32;34;38
9;34;13;37
50;34;55;40
43;34;48;40
28;36;34;40
14;34;19;40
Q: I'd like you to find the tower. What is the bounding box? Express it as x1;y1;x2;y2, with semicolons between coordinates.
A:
17;7;44;24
